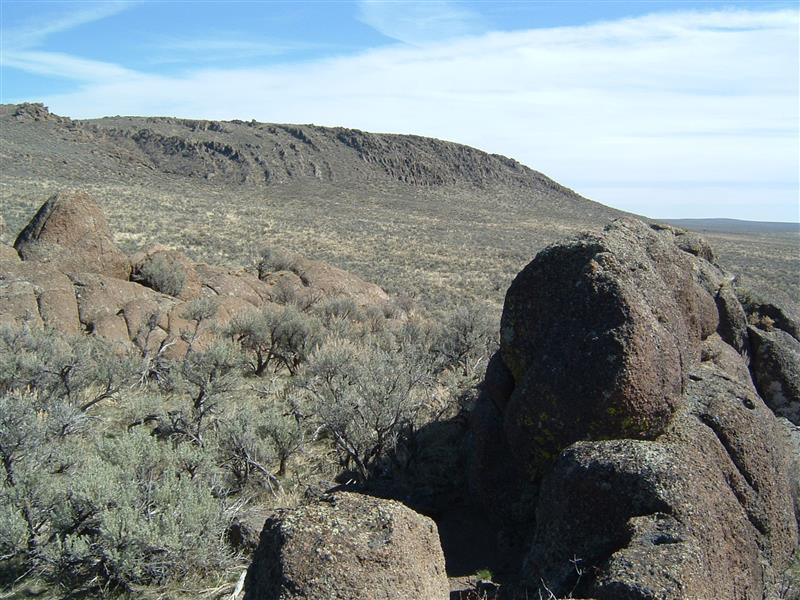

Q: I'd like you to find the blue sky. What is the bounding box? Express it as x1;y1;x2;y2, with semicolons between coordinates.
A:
1;1;798;221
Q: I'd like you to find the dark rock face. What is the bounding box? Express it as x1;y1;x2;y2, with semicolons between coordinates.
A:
715;282;751;356
477;218;798;599
244;492;449;600
14;190;131;279
748;326;800;424
499;219;717;480
776;418;800;528
528;354;796;599
737;288;800;342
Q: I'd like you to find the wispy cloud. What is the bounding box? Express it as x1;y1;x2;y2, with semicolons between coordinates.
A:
3;51;136;82
357;0;485;45
4;7;799;220
149;36;330;65
1;1;138;82
3;1;135;49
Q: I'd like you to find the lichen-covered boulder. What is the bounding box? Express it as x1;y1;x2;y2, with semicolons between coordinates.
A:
499;218;718;478
14;190;131;279
244;492;449;600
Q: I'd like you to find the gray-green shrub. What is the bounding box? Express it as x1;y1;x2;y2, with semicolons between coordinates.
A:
226;304;321;375
134;253;187;297
299;338;428;482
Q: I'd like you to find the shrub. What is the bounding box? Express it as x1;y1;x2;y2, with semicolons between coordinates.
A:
226;304;321;375
257;246;303;278
216;398;303;491
180;296;219;350
178;341;242;444
0;392;233;594
299;338;427;482
134;253;187;297
0;325;134;409
434;304;496;374
318;296;360;324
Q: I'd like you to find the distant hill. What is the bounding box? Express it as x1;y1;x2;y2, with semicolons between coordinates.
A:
660;218;800;235
1;102;796;312
0;102;611;219
0;102;622;310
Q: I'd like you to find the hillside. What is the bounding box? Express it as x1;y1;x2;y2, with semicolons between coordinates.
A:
0;103;621;312
1;102;796;313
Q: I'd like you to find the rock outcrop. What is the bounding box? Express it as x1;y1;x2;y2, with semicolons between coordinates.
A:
498;218;717;479
474;218;798;599
14;190;131;279
2;192;395;354
244;492;449;600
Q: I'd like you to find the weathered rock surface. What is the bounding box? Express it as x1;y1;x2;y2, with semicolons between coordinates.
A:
0;242;21;262
499;218;718;479
474;218;798;599
737;287;800;342
0;260;81;332
14;190;131;279
244;492;449;600
748;325;800;424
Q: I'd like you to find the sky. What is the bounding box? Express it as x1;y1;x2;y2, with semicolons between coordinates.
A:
1;1;798;222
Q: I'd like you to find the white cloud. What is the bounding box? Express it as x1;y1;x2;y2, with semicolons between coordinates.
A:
1;1;138;82
3;51;136;82
5;8;799;220
357;0;485;45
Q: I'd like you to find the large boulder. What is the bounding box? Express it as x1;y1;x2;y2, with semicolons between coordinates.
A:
499;218;719;479
478;218;798;599
69;272;176;343
244;492;449;600
527;353;796;599
14;190;131;279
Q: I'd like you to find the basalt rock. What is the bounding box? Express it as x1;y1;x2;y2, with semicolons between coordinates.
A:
244;492;449;600
477;218;798;599
499;218;718;480
748;325;800;424
4;193;396;354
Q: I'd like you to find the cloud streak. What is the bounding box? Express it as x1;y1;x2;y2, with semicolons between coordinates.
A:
146;36;335;65
3;1;135;49
357;0;485;45
4;7;799;220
